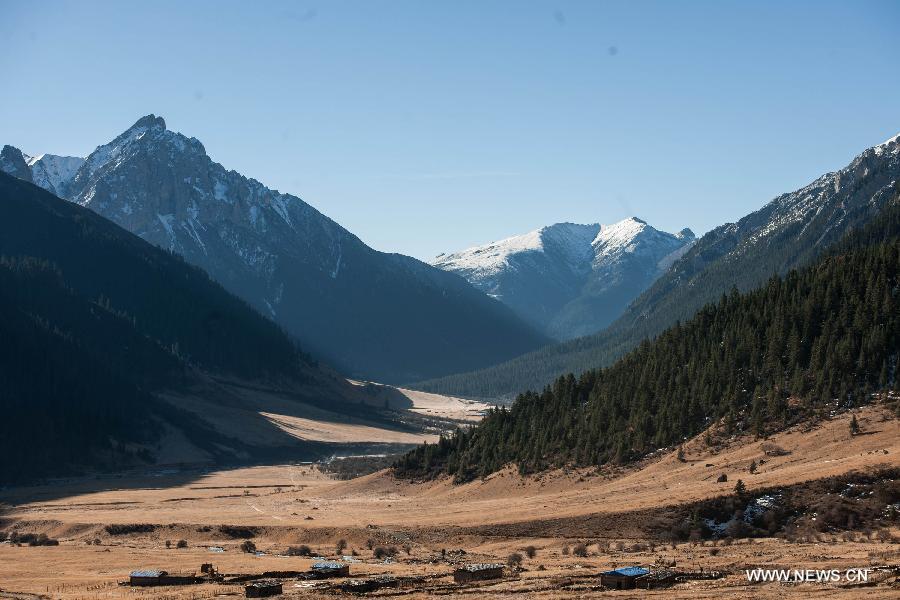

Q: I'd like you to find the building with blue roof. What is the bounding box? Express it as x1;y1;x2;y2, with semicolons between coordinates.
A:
600;566;650;589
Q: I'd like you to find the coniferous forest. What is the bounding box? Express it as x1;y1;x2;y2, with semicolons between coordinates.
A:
395;198;900;482
414;173;900;401
0;173;328;482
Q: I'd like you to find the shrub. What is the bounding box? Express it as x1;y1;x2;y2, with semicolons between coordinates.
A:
219;525;257;539
373;546;398;559
33;533;59;546
761;442;789;456
165;540;171;549
336;539;347;554
286;545;313;556
507;552;523;567
725;520;750;538
873;481;900;505
524;545;537;559
572;543;588;557
240;540;257;553
176;539;188;548
9;533;58;546
561;544;570;555
104;524;155;535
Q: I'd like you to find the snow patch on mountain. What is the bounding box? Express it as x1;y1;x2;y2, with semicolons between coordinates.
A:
433;223;601;279
214;180;229;201
592;217;649;261
874;132;900;156
157;213;176;249
26;154;85;197
434;228;547;277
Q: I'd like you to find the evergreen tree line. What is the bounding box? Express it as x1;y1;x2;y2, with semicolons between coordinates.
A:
0;173;312;381
395;199;900;482
0;173;318;483
413;176;900;401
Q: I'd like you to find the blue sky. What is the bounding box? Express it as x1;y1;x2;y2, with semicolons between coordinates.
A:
2;1;898;259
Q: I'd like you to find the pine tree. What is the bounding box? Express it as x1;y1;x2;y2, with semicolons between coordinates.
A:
394;202;900;483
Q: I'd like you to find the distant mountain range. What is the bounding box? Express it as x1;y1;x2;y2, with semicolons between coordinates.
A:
433;218;695;340
1;116;548;384
415;132;900;399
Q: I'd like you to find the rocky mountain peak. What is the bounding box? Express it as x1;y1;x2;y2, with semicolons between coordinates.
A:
0;115;548;382
0;145;32;183
872;132;900;157
129;114;167;131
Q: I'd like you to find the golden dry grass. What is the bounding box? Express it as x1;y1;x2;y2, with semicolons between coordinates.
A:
1;405;897;598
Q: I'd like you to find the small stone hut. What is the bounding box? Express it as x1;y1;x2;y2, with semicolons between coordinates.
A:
245;579;282;598
453;563;505;584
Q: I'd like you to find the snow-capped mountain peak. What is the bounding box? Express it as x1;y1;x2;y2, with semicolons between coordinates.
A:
433;216;695;340
434;222;602;279
591;216;647;255
64;114;319;267
591;217;696;265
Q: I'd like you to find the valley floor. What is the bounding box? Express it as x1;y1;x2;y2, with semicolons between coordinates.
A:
1;405;897;598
